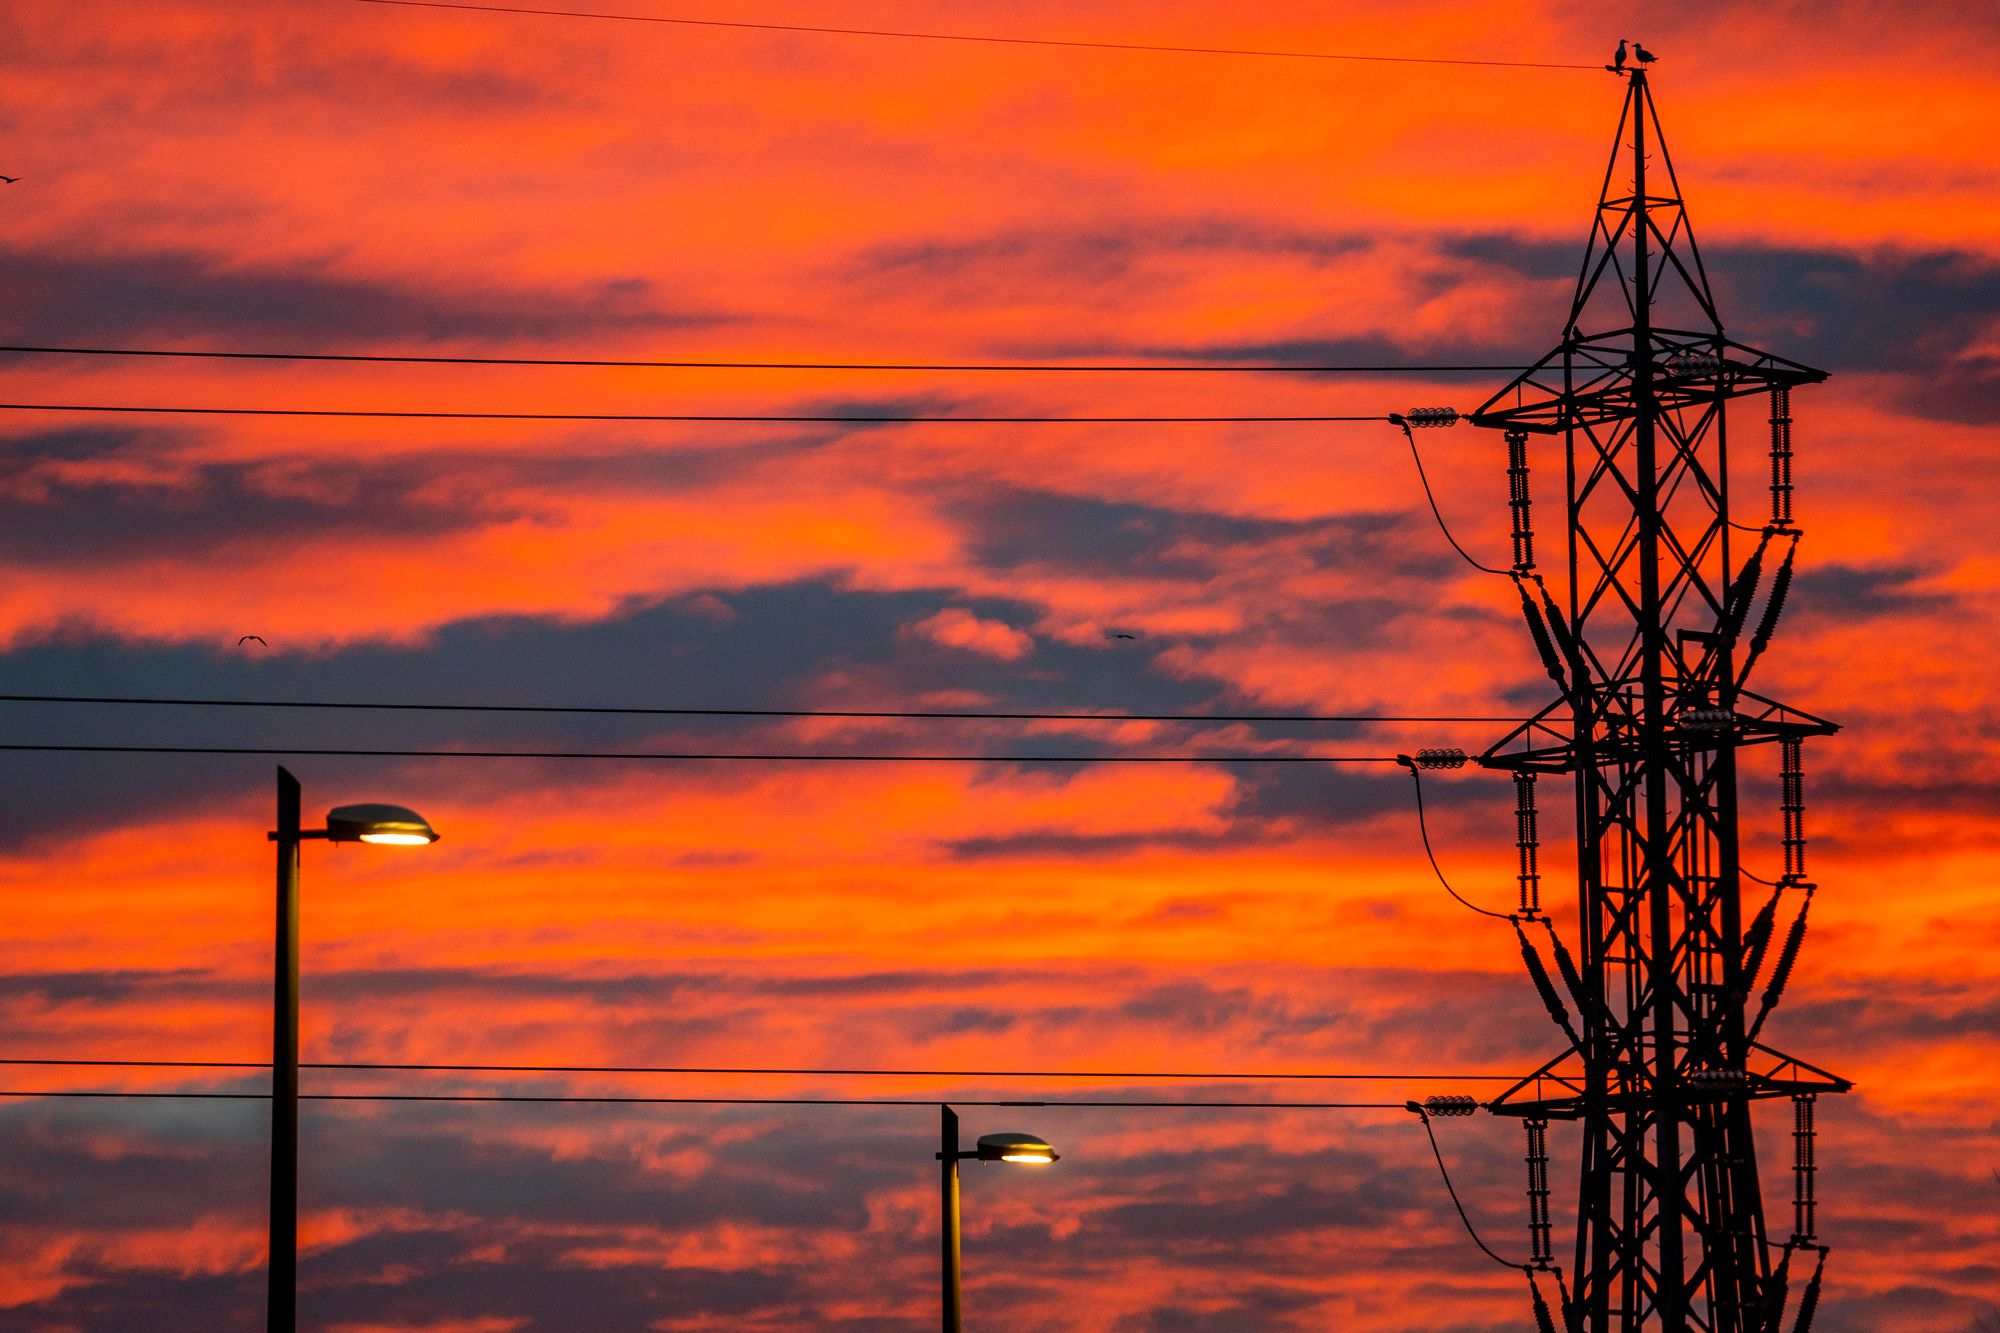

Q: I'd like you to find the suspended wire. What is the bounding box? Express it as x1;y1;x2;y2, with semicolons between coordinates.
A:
0;1056;1520;1081
1400;763;1515;920
0;693;1538;726
1394;419;1512;576
0;1088;1407;1109
0;742;1401;763
0;344;1535;374
1411;1106;1532;1271
353;0;1606;71
0;402;1389;424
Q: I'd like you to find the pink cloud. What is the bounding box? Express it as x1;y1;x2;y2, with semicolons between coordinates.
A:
903;606;1034;660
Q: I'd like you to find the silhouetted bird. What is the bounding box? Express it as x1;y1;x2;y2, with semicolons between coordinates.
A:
237;634;267;646
1633;42;1658;65
1106;632;1137;640
1608;39;1627;73
0;176;17;184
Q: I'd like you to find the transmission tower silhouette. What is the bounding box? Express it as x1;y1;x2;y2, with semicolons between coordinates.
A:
1465;66;1850;1333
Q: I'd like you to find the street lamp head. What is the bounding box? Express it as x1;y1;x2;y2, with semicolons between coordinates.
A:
325;803;439;846
975;1132;1058;1165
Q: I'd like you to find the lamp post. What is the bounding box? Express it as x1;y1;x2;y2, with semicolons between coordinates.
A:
268;766;438;1333
937;1104;1058;1332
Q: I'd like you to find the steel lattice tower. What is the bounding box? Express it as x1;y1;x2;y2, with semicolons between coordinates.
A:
1468;69;1850;1332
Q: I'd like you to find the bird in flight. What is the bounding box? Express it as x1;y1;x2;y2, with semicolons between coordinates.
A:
237;634;268;646
0;176;17;184
1106;632;1137;640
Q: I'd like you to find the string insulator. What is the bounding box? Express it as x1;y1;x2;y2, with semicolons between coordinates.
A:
1543;923;1594;1033
1678;706;1734;733
1793;1249;1826;1332
1516;920;1582;1050
1423;1094;1480;1116
1770;384;1795;528
1402;406;1459;427
1688;1067;1747;1097
1765;1246;1795;1333
1750;887;1814;1042
1741;538;1797;683
1505;428;1535;571
1665;349;1724;376
1723;542;1767;641
1741;886;1782;994
1412;747;1467;770
1524;1118;1553;1266
1535;581;1590;689
1792;1093;1819;1242
1514;773;1541;916
1518;582;1569;695
1528;1271;1559;1333
1781;737;1807;881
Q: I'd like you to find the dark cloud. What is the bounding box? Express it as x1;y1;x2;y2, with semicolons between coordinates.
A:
0;457;515;567
0;967;224;1005
953;484;1408;581
1;560;1443;850
857;219;1374;288
1433;232;2000;423
0;245;725;345
1789;562;1952;623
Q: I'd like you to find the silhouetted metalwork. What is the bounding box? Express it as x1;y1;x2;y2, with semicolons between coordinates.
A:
1470;65;1849;1332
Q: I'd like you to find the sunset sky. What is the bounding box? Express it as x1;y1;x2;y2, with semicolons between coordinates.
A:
2;2;1997;1329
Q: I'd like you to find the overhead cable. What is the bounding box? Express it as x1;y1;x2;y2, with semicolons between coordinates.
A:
354;0;1605;71
1397;757;1516;921
0;692;1535;726
0;1056;1521;1081
0;344;1536;373
0;402;1391;424
0;742;1402;762
1408;1101;1536;1271
0;1088;1408;1109
1391;412;1513;576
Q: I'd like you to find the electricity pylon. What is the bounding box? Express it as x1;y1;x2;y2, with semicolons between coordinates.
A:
1467;67;1850;1333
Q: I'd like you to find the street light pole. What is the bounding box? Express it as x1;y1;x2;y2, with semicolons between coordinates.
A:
936;1106;1057;1331
264;766;439;1333
270;766;302;1333
941;1103;963;1333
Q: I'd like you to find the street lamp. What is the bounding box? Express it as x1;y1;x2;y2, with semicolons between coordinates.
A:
267;766;438;1333
937;1104;1059;1332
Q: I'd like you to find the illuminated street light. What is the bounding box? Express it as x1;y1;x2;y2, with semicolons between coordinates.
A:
938;1105;1060;1331
325;802;439;846
973;1131;1057;1164
267;767;439;1333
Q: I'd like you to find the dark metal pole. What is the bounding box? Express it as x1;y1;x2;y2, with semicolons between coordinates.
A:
270;766;301;1333
1629;71;1689;1331
941;1104;962;1333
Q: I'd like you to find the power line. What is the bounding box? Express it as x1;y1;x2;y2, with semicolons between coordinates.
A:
0;1057;1521;1082
1402;763;1515;921
1396;418;1512;577
354;0;1604;71
0;344;1536;374
0;402;1392;424
0;742;1401;763
0;693;1535;727
0;1088;1407;1109
1413;1106;1533;1270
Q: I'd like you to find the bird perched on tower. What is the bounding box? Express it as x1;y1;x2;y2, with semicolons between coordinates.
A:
1606;38;1628;74
1633;41;1658;65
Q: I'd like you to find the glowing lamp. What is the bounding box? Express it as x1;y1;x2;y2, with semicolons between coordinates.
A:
325;803;440;846
976;1132;1059;1164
